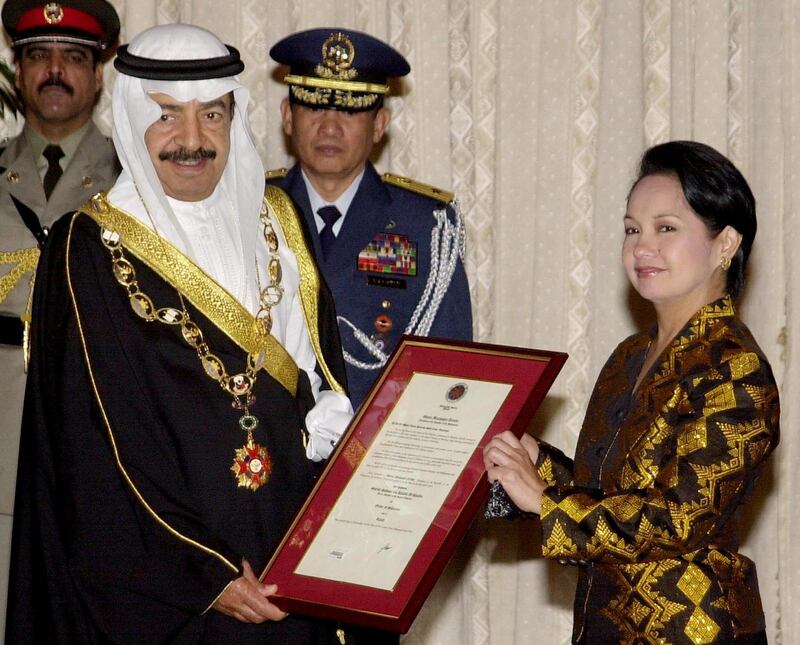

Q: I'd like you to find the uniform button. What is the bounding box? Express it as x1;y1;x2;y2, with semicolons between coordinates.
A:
6;170;19;184
381;299;391;309
81;175;94;188
374;314;393;333
558;558;568;566
578;560;588;566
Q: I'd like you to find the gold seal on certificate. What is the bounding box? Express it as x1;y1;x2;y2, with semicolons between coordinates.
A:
262;337;567;632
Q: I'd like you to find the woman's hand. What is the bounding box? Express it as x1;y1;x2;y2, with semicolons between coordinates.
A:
520;432;540;464
212;560;288;623
483;431;546;514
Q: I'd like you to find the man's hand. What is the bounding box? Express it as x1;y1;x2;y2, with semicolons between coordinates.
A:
212;560;288;623
483;431;546;514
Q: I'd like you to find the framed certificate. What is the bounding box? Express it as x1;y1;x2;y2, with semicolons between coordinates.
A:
261;336;567;632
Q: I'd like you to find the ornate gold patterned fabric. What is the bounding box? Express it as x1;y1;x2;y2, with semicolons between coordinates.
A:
537;297;779;644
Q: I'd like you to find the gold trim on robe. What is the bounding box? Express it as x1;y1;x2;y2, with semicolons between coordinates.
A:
77;192;300;397
65;214;240;574
266;185;345;394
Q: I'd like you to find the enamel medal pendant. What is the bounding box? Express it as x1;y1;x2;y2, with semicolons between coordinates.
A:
231;414;271;491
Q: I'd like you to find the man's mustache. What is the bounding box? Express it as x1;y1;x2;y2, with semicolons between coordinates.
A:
159;147;217;162
37;76;74;95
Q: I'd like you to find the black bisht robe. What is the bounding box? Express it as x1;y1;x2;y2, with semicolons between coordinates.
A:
4;187;382;644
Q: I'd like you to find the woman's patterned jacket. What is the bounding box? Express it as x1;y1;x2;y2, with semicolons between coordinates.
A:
537;296;780;644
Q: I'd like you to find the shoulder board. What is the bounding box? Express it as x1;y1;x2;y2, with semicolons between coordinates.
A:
382;173;454;204
265;167;288;179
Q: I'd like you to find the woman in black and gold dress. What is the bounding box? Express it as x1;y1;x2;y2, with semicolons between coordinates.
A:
484;141;779;644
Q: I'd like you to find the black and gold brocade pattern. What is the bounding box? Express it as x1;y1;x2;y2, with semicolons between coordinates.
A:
537;297;779;644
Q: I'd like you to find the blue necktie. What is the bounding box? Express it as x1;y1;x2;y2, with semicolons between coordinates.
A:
317;205;342;261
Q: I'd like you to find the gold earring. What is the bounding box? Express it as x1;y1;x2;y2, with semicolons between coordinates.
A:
720;256;731;271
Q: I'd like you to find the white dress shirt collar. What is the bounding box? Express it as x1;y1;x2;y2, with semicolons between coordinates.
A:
301;167;365;236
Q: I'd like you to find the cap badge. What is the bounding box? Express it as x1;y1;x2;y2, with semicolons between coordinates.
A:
43;3;64;25
316;32;358;81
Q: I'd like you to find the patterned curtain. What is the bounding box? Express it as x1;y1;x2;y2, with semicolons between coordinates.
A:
2;1;798;643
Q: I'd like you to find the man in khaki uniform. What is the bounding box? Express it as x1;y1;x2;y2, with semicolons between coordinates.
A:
0;0;120;630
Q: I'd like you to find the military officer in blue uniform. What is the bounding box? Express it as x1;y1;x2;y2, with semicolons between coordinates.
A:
267;28;473;409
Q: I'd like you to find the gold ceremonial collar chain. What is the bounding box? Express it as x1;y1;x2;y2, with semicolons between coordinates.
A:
98;200;288;492
255;201;284;334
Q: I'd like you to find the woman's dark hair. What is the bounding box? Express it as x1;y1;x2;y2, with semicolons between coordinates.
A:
629;140;756;300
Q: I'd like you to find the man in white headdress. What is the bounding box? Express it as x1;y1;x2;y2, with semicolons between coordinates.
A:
6;24;372;644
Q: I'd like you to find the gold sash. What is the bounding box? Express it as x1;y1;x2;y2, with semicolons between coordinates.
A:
266;185;344;394
78;192;294;395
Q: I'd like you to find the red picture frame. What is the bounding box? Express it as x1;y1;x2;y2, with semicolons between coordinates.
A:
261;336;567;632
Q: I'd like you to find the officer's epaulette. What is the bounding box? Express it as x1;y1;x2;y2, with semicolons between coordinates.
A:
382;172;454;204
265;167;288;179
